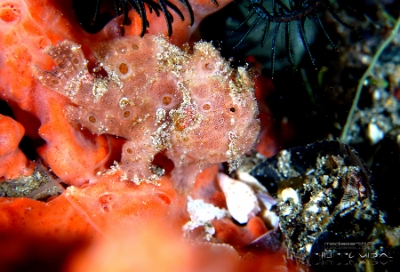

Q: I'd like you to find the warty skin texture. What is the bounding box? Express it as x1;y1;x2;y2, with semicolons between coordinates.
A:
35;34;260;191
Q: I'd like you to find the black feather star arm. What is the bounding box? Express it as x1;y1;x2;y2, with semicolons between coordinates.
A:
234;0;355;76
73;0;218;36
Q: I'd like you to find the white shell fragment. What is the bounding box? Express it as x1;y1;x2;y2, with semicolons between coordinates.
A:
367;123;384;144
281;187;299;204
257;191;280;229
236;168;267;192
183;196;228;239
218;173;261;224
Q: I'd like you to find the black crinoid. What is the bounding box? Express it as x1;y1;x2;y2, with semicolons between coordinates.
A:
72;0;216;36
232;0;358;76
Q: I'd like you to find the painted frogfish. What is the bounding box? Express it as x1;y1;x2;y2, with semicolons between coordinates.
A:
35;34;260;191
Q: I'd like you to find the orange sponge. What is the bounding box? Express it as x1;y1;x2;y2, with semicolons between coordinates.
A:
0;114;33;179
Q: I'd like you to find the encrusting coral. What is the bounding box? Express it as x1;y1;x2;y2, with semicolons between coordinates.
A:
35;34;260;190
